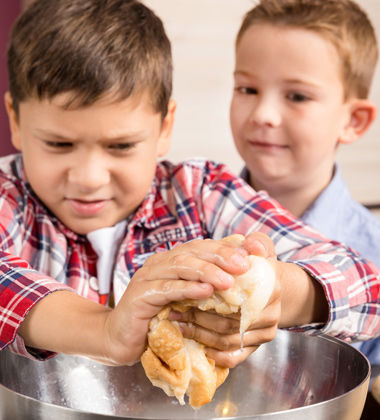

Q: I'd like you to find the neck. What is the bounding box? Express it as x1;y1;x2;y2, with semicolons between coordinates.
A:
248;172;334;218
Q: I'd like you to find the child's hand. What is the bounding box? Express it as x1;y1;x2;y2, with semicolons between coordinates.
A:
169;286;281;368
102;238;251;366
164;230;330;369
168;232;281;368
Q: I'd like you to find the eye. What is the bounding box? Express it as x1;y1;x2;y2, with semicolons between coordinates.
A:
235;86;258;95
44;141;73;149
108;142;136;151
287;92;310;103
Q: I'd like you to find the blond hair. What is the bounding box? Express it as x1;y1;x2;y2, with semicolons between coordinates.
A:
237;0;378;99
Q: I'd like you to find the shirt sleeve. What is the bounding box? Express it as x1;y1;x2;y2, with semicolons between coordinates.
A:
0;251;72;359
199;161;380;342
0;176;72;359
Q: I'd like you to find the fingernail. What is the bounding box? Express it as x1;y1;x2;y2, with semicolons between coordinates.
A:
177;322;187;333
253;239;267;256
231;253;249;269
216;270;234;287
235;247;248;256
198;282;213;289
169;310;181;321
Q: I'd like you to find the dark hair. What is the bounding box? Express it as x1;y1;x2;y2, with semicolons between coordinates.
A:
237;0;378;99
7;0;173;118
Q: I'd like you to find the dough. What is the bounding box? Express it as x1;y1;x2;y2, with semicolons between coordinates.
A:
141;234;276;407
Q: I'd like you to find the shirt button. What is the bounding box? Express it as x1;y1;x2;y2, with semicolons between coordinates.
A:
89;276;99;291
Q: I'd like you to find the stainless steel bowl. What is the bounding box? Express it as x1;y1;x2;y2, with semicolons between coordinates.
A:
0;330;370;420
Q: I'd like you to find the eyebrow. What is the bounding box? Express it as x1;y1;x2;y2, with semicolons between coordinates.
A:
233;70;254;78
233;70;322;89
34;129;147;142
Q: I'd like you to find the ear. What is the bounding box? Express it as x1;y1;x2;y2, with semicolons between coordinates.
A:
157;99;176;158
338;99;377;145
4;92;22;151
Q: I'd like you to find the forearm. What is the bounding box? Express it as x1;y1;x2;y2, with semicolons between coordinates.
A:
278;261;329;328
18;291;114;364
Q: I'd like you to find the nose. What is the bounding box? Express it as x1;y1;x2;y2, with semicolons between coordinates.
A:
68;151;110;191
248;95;281;128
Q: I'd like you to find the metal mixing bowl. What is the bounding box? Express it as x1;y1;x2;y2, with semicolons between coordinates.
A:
0;329;370;420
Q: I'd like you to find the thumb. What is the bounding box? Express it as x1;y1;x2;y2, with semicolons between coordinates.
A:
243;232;276;259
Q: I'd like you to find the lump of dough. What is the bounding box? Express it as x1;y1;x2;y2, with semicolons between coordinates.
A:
141;234;276;408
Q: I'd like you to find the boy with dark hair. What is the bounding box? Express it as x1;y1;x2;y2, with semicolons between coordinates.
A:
0;0;378;369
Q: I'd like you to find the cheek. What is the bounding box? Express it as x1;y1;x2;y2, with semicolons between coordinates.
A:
286;109;325;144
291;130;336;168
230;102;246;136
23;152;65;192
116;159;156;192
296;112;341;149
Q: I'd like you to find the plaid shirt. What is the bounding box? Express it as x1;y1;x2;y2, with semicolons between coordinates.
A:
0;155;379;359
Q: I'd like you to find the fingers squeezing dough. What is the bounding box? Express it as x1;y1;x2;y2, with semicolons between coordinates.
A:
141;307;229;407
141;234;276;408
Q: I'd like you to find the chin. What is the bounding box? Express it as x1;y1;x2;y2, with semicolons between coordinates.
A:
63;220;108;235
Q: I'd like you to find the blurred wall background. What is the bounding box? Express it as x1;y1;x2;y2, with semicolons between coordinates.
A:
144;0;380;207
0;1;21;156
1;0;379;208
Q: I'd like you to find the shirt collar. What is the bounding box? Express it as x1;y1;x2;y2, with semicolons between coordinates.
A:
301;164;351;232
132;173;177;229
239;166;250;183
240;163;350;238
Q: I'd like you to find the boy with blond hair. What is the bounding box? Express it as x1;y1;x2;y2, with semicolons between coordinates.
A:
229;0;380;373
0;0;378;371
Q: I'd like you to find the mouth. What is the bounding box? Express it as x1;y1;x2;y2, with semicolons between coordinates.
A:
247;140;288;150
248;140;289;153
66;198;110;216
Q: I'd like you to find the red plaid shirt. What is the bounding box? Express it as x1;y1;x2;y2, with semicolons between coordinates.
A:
0;155;379;359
